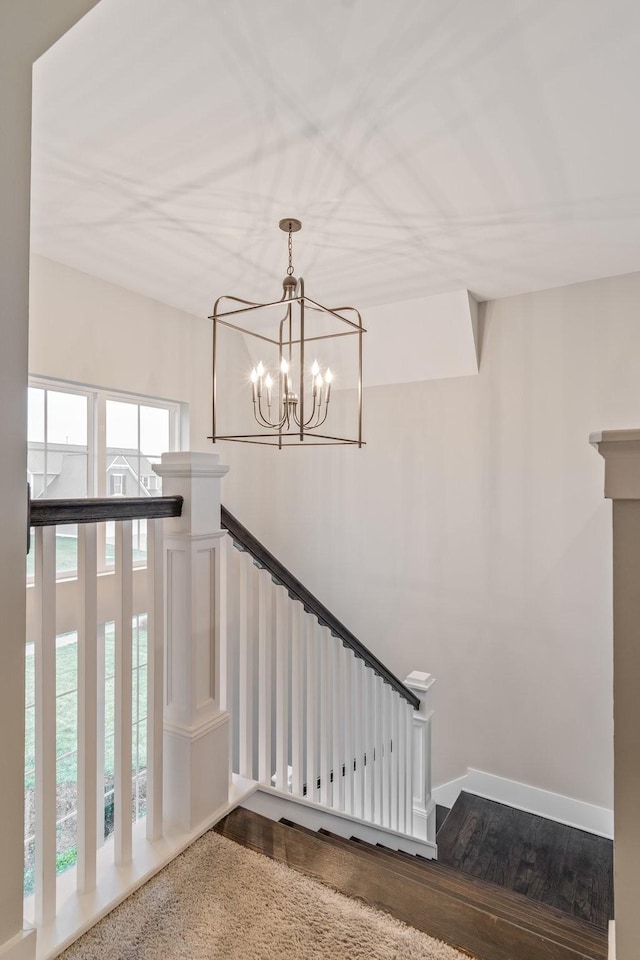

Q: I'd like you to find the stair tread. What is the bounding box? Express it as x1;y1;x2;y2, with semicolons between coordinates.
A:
291;821;600;938
436;792;613;929
312;827;606;951
216;809;607;960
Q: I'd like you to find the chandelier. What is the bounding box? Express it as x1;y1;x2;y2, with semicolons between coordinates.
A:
209;218;365;447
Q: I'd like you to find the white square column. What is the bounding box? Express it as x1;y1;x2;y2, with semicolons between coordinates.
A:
404;671;436;844
591;429;640;960
153;453;230;833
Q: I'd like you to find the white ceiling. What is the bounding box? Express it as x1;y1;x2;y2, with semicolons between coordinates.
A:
31;0;640;319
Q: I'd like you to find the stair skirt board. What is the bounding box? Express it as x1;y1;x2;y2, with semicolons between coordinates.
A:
242;786;437;859
432;768;613;840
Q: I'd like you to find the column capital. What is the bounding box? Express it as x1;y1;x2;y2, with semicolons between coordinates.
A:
153;451;229;480
153;451;229;537
404;671;436;715
590;429;640;500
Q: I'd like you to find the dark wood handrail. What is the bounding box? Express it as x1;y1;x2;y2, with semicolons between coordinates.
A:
29;495;184;527
221;506;420;709
27;493;418;707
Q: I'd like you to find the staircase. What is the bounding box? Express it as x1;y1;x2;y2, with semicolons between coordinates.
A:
216;807;609;960
223;507;437;851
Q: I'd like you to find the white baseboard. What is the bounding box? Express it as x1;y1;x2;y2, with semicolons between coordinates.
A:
432;768;613;839
0;928;36;960
608;920;615;960
243;786;437;859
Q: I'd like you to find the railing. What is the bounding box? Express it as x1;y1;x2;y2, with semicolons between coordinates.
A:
221;508;420;709
26;495;182;925
223;511;436;843
24;451;434;959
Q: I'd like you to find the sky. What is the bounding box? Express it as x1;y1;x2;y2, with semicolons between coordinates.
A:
28;387;170;453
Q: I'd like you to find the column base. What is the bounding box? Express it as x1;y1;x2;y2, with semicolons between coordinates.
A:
412;798;437;844
164;711;230;833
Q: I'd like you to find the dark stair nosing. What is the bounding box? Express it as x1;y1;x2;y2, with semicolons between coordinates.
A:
280;816;605;947
310;827;606;954
216;808;607;960
282;817;604;946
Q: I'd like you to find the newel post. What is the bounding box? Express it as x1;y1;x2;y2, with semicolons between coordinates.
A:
591;429;640;960
404;671;436;844
153;452;230;833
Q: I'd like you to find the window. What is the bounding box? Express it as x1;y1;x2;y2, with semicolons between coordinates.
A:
110;474;125;496
25;380;182;893
27;379;181;578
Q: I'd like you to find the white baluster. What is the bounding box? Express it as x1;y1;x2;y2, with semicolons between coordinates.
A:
331;637;345;811
382;683;392;828
404;703;413;833
390;691;400;832
397;695;406;834
275;587;290;792
77;523;98;892
374;675;384;825
353;657;365;819
291;602;305;798
305;616;318;803
363;666;375;822
114;520;133;866
257;568;273;786
343;647;354;816
145;518;164;842
96;623;106;850
34;526;57;925
319;625;332;806
225;543;238;774
238;551;254;780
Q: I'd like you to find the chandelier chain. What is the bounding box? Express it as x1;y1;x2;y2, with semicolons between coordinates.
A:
287;227;294;276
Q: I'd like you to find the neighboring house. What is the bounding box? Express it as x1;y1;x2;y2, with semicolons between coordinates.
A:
27;442;161;500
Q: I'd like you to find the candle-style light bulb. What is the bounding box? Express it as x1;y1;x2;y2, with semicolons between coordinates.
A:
256;361;265;378
250;367;258;402
265;373;273;405
280;357;289;374
325;367;333;403
311;360;320;377
316;374;324;390
250;368;258;383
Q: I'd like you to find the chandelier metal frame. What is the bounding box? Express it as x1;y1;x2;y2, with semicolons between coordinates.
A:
209;218;365;448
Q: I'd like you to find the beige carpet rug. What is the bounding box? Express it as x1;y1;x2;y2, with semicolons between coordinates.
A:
60;830;470;960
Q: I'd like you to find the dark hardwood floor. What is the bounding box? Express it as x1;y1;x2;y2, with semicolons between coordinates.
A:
216;807;608;960
436;792;613;930
436;803;451;834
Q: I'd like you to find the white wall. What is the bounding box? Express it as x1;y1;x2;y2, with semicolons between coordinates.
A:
29;255;252;475
0;2;100;952
30;255;640;812
221;271;640;812
29;254;212;447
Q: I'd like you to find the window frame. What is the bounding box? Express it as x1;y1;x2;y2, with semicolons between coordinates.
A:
27;376;183;579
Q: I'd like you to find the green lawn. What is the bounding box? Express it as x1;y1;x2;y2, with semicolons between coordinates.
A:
26;533;147;579
24;618;148;895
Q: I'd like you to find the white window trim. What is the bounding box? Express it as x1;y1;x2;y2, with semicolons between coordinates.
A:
28;376;184;579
